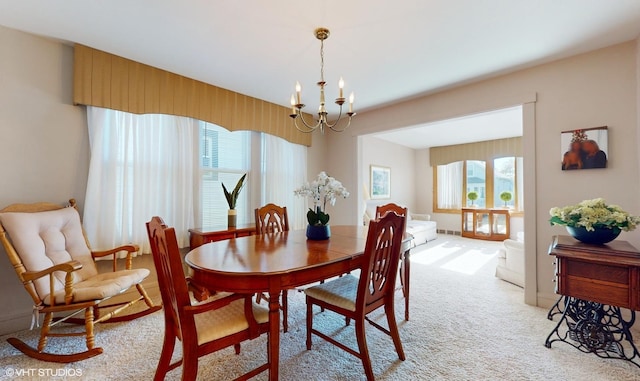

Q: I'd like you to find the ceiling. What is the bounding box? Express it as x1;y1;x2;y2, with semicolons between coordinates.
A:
1;1;640;147
372;105;523;149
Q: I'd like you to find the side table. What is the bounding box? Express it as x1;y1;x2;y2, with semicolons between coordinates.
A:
545;235;640;367
188;224;256;250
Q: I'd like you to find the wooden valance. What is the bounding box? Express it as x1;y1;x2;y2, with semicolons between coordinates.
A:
430;137;522;166
73;45;312;146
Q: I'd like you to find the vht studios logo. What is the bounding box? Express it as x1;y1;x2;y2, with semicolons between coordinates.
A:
2;367;83;377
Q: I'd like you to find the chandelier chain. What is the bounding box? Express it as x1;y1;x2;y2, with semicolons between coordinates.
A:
320;39;325;83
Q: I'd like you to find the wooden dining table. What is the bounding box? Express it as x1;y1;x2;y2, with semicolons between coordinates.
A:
184;225;412;380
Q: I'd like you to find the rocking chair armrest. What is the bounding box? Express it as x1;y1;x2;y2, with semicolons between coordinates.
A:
23;261;82;305
92;244;139;271
22;261;83;282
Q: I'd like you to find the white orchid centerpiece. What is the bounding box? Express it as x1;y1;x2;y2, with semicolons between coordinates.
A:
294;171;350;226
549;198;640;232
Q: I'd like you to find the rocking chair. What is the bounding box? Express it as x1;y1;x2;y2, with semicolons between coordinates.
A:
0;199;161;363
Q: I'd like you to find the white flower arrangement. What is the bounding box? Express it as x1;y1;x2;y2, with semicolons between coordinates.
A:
294;171;349;226
549;198;640;232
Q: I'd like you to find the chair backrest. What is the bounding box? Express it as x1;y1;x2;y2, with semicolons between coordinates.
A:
0;200;98;305
146;217;192;337
375;203;407;231
357;211;406;313
255;203;289;234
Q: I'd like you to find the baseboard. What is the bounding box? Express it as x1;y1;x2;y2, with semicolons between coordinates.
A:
0;308;33;336
537;292;560;309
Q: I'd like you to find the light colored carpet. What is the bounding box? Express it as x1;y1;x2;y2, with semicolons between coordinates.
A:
1;235;640;380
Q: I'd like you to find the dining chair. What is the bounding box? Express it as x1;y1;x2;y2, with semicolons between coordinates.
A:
375;203;411;320
146;216;270;381
255;203;289;234
254;203;291;332
304;211;406;381
0;199;161;362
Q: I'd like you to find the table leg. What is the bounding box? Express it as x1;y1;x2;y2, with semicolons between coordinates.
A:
268;290;281;380
544;296;640;368
402;249;410;321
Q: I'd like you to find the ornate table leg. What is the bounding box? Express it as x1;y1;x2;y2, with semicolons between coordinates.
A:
544;296;640;368
547;295;567;321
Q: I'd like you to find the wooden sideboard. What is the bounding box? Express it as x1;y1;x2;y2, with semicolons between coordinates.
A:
549;235;640;309
545;235;640;367
461;208;510;241
188;224;256;250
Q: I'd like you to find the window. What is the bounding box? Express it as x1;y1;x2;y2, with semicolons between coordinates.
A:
85;107;307;252
493;157;515;208
436;161;463;210
200;122;251;227
465;160;486;207
435;157;523;213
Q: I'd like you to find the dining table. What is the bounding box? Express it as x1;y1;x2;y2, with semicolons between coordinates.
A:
184;225;412;380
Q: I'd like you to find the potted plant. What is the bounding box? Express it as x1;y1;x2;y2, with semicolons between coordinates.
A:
500;191;512;208
467;191;478;206
549;198;640;244
294;171;349;240
222;173;246;227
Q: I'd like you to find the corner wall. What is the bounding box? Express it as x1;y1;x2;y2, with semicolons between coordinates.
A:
0;26;89;334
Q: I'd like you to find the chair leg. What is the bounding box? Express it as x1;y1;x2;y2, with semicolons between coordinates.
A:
234;343;241;355
355;319;374;381
84;307;96;350
306;298;313;350
181;344;199;381
154;329;176;381
385;302;405;360
37;312;53;352
137;283;157;308
282;289;288;333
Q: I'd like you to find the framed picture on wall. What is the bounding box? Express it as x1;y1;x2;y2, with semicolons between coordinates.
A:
370;165;391;199
561;126;608;170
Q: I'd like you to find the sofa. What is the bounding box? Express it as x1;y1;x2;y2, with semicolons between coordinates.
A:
495;235;524;287
364;201;437;247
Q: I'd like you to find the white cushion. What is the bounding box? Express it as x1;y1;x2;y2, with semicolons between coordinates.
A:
195;299;269;345
44;268;150;305
0;207;98;300
304;274;359;311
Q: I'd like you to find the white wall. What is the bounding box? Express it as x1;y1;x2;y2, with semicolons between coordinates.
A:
325;40;640;308
0;26;89;334
360;135;417;214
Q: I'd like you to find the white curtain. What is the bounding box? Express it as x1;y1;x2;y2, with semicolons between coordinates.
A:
260;133;308;229
437;161;463;209
84;107;197;253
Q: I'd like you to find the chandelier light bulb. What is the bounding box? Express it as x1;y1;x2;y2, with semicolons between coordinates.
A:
338;77;344;99
349;92;355;112
290;94;297;115
295;81;302;104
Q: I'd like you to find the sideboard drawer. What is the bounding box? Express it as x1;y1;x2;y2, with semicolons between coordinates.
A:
565;259;628;284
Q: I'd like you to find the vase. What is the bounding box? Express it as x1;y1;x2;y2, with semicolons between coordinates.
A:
228;209;237;228
566;226;620;245
306;224;331;240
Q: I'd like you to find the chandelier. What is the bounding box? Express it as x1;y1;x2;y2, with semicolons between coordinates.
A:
290;27;355;134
